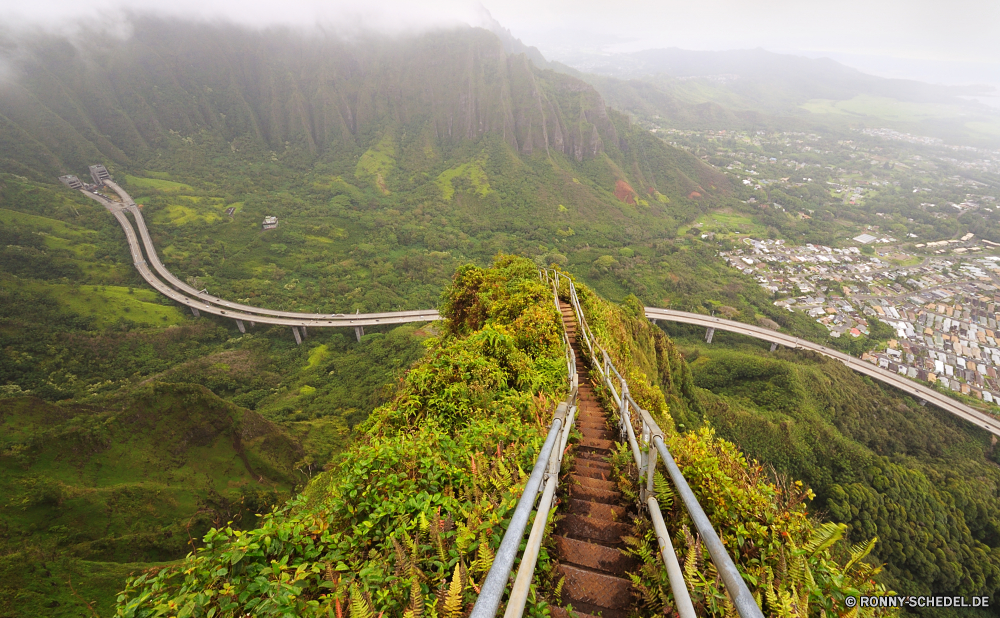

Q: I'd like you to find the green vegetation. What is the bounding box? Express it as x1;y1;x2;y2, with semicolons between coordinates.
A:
114;255;568;617
436;156;492;201
124;175;194;192
0;386;301;617
565;280;890;616
17;281;187;328
671;339;1000;610
2;18;998;617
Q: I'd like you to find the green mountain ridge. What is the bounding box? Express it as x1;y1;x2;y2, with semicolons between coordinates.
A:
557;48;1000;147
2;17;999;616
0;382;305;617
1;20;655;178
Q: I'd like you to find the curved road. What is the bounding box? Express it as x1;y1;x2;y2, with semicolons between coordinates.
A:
645;307;1000;437
79;187;440;330
103;180;440;323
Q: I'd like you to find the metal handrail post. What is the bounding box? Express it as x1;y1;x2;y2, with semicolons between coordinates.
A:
652;435;765;618
470;409;567;618
646;439;657;495
504;404;573;618
647;496;698;618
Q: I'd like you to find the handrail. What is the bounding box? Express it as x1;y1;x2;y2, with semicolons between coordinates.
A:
557;270;764;618
468;270;578;618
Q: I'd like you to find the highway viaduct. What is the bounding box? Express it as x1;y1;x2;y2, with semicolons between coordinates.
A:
645;307;1000;438
74;171;1000;436
77;183;440;343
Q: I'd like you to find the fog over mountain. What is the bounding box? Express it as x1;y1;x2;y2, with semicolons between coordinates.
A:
3;0;997;86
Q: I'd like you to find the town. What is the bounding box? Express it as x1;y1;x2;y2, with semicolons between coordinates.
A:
723;237;1000;403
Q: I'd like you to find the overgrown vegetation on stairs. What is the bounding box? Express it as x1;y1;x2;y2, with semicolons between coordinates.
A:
112;260;893;617
564;276;894;617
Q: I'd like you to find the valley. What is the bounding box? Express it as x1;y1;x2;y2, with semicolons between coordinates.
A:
0;14;998;618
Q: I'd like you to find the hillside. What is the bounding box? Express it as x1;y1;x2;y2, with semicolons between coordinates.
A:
3;16;999;616
113;257;891;617
0;384;304;617
656;324;1000;610
560;48;1000;147
0;19;736;314
0;19;719;184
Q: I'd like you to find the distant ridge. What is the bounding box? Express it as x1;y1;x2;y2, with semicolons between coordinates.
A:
0;19;619;177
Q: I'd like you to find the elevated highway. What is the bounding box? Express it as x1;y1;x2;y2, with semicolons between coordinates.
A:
645;307;1000;437
77;185;440;341
102;180;440;324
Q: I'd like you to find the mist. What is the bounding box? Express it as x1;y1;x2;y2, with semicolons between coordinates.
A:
2;0;998;87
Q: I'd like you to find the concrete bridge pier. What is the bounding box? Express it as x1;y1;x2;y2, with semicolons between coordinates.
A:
354;326;364;342
236;320;245;334
292;326;303;345
190;307;200;318
705;327;715;344
770;342;778;352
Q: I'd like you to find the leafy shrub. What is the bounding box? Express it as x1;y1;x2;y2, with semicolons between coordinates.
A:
115;255;568;617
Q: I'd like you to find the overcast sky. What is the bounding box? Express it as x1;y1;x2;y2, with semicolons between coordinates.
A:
4;0;998;84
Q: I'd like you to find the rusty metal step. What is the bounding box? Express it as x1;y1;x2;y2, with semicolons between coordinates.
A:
573;462;612;476
569;483;621;504
554;535;638;573
571;474;617;492
571;466;612;481
549;601;629;618
555;564;634;611
579;428;614;441
568;498;625;521
578;436;615;451
575;451;610;465
557;513;632;545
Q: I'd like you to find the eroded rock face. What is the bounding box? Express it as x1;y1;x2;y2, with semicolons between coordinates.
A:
0;20;619;173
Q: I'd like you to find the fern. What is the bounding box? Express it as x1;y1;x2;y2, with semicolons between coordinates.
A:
442;564;464;618
653;471;674;510
393;536;410;577
844;536;878;573
473;534;494;575
802;522;846;557
553;575;565;602
418;512;430;539
350;583;374;618
409;572;425;618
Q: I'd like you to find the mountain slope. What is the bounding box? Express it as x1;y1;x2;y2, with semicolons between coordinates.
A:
0;384;304;617
0;20;665;176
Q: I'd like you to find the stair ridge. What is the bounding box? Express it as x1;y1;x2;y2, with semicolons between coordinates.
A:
550;297;636;617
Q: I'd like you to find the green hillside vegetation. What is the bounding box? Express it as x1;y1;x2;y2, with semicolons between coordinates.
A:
114;255;569;617
0;18;740;318
565;281;889;616
660;331;1000;611
113;259;891;617
0;385;302;617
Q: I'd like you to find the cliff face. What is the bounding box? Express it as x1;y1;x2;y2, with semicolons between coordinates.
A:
0;20;622;175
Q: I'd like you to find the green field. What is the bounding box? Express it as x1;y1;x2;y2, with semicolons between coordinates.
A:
18;281;187;327
124;174;194;192
802;95;970;122
0;388;301;617
150;196;228;226
677;211;764;236
802;95;1000;143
